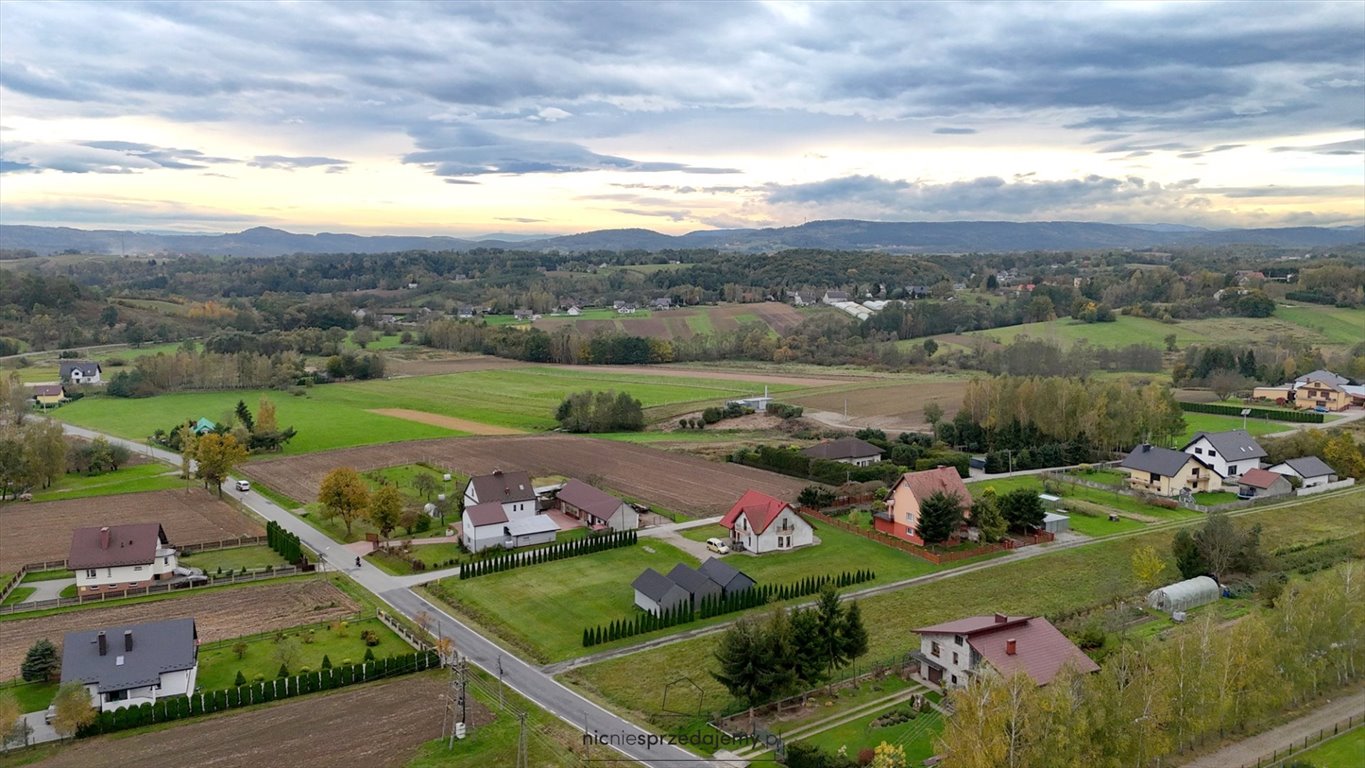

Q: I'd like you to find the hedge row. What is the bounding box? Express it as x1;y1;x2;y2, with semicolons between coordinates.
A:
77;649;440;737
1178;400;1324;423
265;520;305;563
582;569;875;647
460;529;637;579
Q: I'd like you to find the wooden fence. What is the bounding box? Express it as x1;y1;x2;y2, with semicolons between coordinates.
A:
177;535;268;555
711;651;917;733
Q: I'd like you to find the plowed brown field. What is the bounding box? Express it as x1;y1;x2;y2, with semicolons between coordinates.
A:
0;487;263;572
244;435;808;517
0;579;357;679
30;673;460;768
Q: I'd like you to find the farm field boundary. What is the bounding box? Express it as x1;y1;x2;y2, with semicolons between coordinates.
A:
367;408;524;435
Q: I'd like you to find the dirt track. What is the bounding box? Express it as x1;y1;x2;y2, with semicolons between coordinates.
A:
30;673;463;768
243;435;809;517
0;488;263;572
368;408;525;435
0;579;356;680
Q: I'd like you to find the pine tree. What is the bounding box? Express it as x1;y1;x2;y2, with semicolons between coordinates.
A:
21;638;59;682
277;663;289;678
234;670;247;686
322;654;332;670
842;601;869;664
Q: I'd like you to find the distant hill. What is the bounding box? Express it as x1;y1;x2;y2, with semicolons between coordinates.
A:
2;220;1360;257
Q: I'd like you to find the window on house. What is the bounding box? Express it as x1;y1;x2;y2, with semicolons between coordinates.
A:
86;569;96;578
931;641;940;658
134;566;143;571
953;652;959;665
1193;447;1201;454
955;635;963;646
950;674;958;685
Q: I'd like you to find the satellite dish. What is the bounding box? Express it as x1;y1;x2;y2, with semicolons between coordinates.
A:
1239;408;1251;416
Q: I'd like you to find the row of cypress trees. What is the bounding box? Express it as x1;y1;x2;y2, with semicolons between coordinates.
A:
265;520;303;563
461;529;637;579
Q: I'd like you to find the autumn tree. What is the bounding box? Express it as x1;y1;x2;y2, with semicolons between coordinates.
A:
870;742;907;768
0;689;19;747
318;467;370;537
1323;433;1365;479
194;432;248;496
255;396;279;434
368;483;405;538
412;472;439;500
177;424;197;480
923;402;944;432
916;490;964;545
1131;544;1167;588
50;682;94;739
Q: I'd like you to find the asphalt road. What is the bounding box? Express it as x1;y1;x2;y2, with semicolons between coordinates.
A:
58;423;706;767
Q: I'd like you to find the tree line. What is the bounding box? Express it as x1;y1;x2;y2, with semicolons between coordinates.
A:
554;390;645;432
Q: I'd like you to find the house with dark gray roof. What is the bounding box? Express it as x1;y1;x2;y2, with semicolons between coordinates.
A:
61;618;198;712
59;361;102;385
632;568;690;615
697;557;755;597
1120;444;1222;497
1269;456;1338;489
801;436;884;467
1182;430;1267;479
69;523;178;594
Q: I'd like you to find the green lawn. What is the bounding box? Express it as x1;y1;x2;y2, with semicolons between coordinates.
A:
565;490;1363;728
968;475;1200;524
679;523;941;587
253;481;303;510
1193;491;1240;505
1291;724;1365;767
1065;511;1147;536
976;310;1363;351
1274;304;1365;346
27;462;182;502
1;587;35;606
180;545;287;573
21;570;74;582
2;680;58;713
798;705;942;764
55;366;807;454
344;330;408;351
195;618;410;691
1180;412;1286;443
362;463;467;505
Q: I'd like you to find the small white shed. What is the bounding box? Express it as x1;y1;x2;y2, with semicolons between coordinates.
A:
1042;511;1069;534
1147;576;1220;615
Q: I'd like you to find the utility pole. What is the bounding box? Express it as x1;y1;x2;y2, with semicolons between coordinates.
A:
516;711;529;768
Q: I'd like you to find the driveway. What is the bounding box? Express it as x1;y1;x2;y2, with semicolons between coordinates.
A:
18;578;74;604
639;515;722;561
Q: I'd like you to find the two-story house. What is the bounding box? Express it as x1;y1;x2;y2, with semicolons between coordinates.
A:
59;361;102;385
876;466;972;545
460;470;557;553
1120;444;1222;496
61;618;198;712
69;524;178;594
913;613;1098;688
800;437;883;468
720;490;814;554
1182;430;1267;479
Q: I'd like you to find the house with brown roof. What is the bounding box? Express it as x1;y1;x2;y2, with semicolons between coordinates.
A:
720;490;813;554
1120;444;1223;496
464;470;536;518
69;524;178;594
1236;468;1293;499
913;613;1099;688
556;479;639;531
800;437;883;467
877;467;972;545
27;383;67;408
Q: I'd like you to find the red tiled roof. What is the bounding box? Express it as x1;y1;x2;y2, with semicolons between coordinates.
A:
28;384;64;397
69;523;167;570
891;467;972;506
720;490;794;535
917;614;1099;685
1238;468;1284;489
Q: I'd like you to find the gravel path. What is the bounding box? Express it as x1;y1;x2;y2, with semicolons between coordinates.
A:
1182;689;1365;768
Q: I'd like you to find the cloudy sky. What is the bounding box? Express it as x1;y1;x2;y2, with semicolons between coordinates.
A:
1;1;1362;236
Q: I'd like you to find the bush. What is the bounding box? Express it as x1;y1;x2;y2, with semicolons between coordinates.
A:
360;629;381;647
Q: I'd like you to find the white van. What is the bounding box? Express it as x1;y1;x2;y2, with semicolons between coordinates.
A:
705;537;731;555
235;479;251;492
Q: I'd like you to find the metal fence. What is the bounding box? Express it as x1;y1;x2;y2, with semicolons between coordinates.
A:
1246;712;1362;768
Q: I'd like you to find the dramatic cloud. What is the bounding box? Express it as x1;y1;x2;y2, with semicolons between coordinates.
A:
0;140;237;174
248;155;350;171
1269;138;1365;155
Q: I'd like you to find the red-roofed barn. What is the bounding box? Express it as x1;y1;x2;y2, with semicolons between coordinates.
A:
877;467;972;545
720;490;813;554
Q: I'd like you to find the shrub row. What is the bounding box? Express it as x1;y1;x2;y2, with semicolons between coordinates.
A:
1178;400;1324;423
730;446;905;485
983;443;1089;474
460;529;637;579
581;569;875;647
77;649;440;737
265;520;305;563
765;402;805;419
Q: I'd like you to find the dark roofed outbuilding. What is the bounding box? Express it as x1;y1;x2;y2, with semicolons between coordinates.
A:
697;557;755;597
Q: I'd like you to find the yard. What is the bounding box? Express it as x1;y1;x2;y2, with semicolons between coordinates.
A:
968;474;1202;525
1288;724;1365;767
55;365;811;453
1;679;58;713
797;705;943;765
26;461;183;502
1180;412;1286;442
195;617;411;691
180;544;288;573
678;523;942;587
563;489;1364;726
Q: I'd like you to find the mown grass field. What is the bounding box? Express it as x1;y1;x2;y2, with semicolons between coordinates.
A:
195;617;409;691
27;462;182;502
1180;412;1286;442
1289;724;1365;767
679;523;942;586
563;490;1364;725
181;545;287;573
56;366;804;454
974;304;1364;350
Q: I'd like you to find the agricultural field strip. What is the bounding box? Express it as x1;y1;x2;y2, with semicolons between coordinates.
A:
0;579;358;680
543;486;1364;675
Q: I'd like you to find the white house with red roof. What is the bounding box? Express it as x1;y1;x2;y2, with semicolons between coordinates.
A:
913;613;1098;688
720;490;814;554
876;466;972;545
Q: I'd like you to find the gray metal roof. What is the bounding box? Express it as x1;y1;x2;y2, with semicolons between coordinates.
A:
632;568;688;605
1122;444;1205;477
61;618;197;693
801;437;883;461
698;557;755;594
1295;369;1350;386
59;361;100;378
1184;430;1267;460
666;564;721;597
1277;456;1336;479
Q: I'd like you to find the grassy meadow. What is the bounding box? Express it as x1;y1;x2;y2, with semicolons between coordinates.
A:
55;366;805;454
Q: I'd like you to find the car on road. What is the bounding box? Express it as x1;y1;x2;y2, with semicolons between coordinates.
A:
235;479;251;492
705;537;731;555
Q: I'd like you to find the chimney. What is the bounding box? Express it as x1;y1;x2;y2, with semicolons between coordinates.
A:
124;630;133;652
1006;638;1017;656
994;613;1008;623
100;527;110;550
1142;444;1152;453
97;631;107;656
